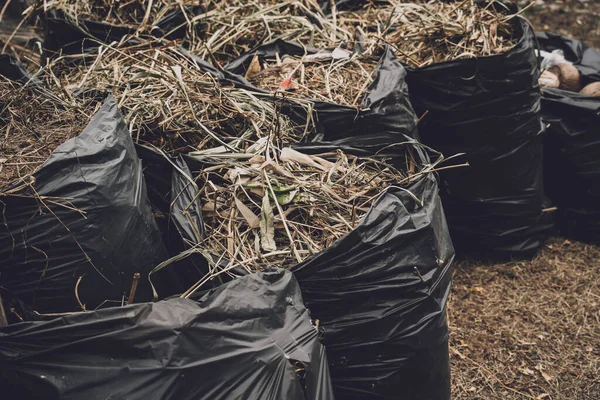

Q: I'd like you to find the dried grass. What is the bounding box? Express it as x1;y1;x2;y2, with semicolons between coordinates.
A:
0;80;99;190
0;10;44;72
192;0;356;64
39;0;195;30
45;40;308;153
192;141;423;273
449;238;600;399
247;51;379;107
337;0;520;68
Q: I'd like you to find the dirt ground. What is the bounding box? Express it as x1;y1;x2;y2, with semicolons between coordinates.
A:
523;0;600;49
449;239;600;399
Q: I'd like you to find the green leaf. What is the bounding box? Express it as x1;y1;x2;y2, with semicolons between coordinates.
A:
276;189;298;205
271;185;296;193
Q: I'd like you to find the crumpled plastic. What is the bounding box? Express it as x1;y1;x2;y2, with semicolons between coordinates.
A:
538;32;600;243
0;269;335;400
0;95;171;313
293;173;453;399
405;17;551;260
225;39;419;144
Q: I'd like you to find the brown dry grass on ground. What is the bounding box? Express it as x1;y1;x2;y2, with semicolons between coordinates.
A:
449;238;600;399
524;0;600;50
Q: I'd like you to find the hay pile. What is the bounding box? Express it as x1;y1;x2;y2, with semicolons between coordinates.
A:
36;0;191;30
194;142;419;273
193;0;353;64
337;0;520;68
246;51;379;107
45;41;307;153
0;80;98;190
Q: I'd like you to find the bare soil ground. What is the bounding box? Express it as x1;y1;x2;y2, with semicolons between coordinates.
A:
524;0;600;49
449;239;600;399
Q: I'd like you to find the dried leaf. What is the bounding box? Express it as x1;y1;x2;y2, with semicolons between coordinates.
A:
331;48;352;59
245;54;262;79
305;48;351;62
520;367;535;376
201;201;216;212
281;147;327;171
235;197;260;229
310;154;335;170
262;160;295;178
227;167;254;184
540;371;553;384
535;364;554;383
171;65;184;86
259;194;277;252
490;22;498;48
249;155;265;164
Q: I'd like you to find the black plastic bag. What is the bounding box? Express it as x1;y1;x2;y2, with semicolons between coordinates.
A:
0;54;52;105
317;0;388;12
0;95;170;313
293;173;453;400
0;54;37;83
537;32;600;242
0;286;40;325
135;145;214;295
405;18;549;260
0;269;335;400
43;7;202;55
225;39;419;142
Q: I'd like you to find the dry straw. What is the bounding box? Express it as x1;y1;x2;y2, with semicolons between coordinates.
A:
191;0;356;64
38;0;193;30
35;1;352;64
337;0;520;68
45;40;308;153
0;79;99;190
246;50;379;107
191;139;426;273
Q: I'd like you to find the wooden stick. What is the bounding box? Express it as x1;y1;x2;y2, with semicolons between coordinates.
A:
0;294;8;327
128;273;141;304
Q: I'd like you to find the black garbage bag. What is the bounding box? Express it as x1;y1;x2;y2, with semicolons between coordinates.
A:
225;40;419;142
317;0;388;12
134;145;210;293
293;173;454;400
43;6;203;56
537;32;600;242
405;18;549;260
0;95;171;313
0;286;40;325
0;0;33;19
0;54;38;83
0;269;335;400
